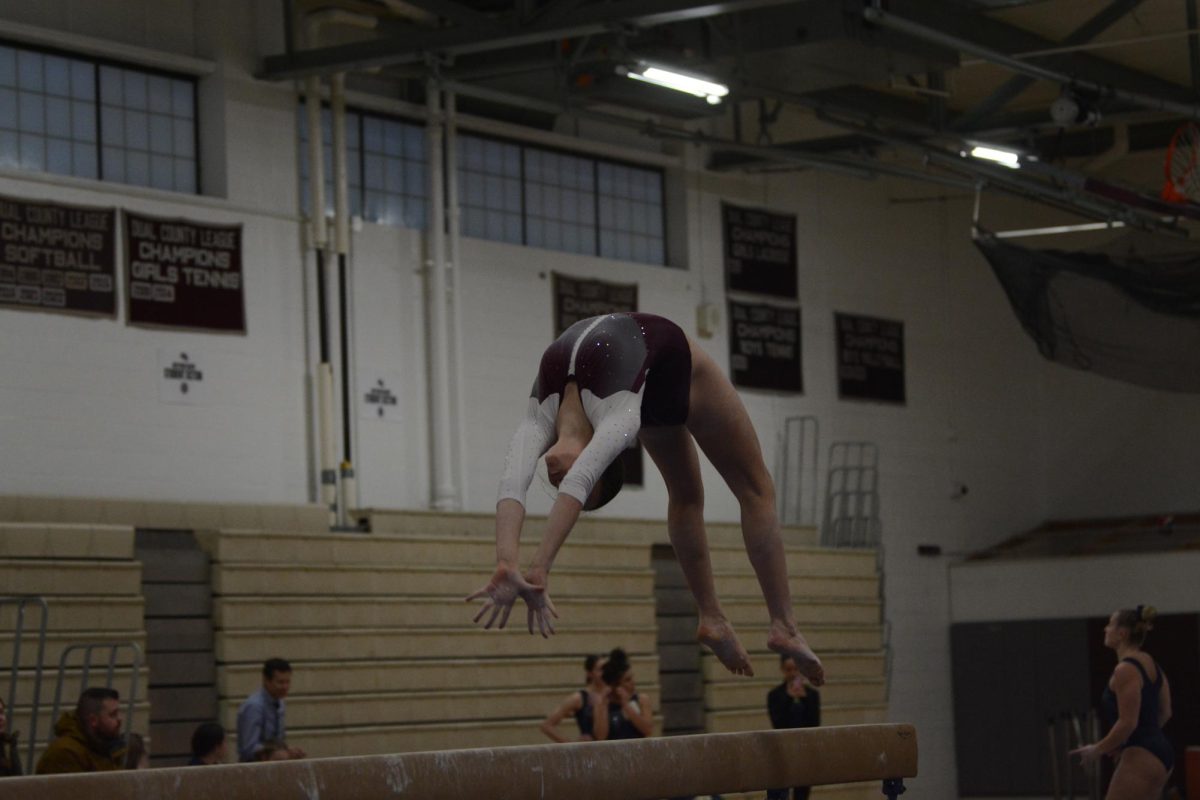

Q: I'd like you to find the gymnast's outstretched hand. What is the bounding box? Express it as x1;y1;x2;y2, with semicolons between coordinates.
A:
466;564;558;636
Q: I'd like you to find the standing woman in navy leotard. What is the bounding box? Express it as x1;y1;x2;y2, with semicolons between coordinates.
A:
1071;606;1173;800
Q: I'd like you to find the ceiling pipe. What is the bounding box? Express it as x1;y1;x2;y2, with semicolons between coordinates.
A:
862;4;1200;121
438;79;972;189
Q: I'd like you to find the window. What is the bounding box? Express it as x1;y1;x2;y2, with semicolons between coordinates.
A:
299;106;428;229
459;132;667;266
0;42;197;192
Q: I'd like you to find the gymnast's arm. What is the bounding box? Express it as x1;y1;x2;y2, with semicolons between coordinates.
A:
494;397;558;567
1089;663;1140;756
526;406;640;583
1158;671;1172;727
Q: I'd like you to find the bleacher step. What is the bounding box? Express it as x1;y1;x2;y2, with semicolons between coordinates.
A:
706;676;887;708
0;560;141;595
0;523;134;559
703;651;886;681
706;702;887;732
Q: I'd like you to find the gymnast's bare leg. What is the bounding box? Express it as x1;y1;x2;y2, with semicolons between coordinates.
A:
684;339;824;686
640;424;753;676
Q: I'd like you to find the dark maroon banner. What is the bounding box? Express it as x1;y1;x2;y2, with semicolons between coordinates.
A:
728;299;802;392
125;211;245;333
835;312;906;405
723;202;798;299
0;194;116;317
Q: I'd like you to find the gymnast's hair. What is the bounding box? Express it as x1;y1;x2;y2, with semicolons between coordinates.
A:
1115;605;1157;646
583;460;624;512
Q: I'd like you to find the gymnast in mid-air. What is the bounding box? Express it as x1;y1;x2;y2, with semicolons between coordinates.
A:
467;312;823;684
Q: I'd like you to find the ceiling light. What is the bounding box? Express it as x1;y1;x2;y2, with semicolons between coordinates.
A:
967;144;1021;169
620;63;729;105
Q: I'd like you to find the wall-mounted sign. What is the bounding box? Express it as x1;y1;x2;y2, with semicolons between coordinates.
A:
728;300;802;392
722;202;797;299
125;211;245;333
835;312;906;405
361;373;401;423
0;194;116;317
158;350;207;405
551;272;643;487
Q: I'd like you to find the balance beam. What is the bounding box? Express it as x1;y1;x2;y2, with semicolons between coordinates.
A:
0;723;917;800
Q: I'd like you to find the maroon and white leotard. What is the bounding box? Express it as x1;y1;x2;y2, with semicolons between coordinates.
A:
497;313;692;506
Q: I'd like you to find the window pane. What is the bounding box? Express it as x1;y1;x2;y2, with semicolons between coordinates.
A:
0;47;15;87
72;141;97;178
171;80;192;118
102;146;124;180
70;61;93;100
0;130;17;166
46;97;70;137
101;106;123;146
149;114;172;154
45;56;70;97
18;93;44;134
17;51;42;91
148;76;171;113
362;116;381;152
0;88;15;127
125;110;149;150
46;138;71;174
99;66;122;105
72;100;96;142
174;157;195;192
172;117;193;157
18;133;44;170
125;150;149;185
123;71;147;109
151;154;173;190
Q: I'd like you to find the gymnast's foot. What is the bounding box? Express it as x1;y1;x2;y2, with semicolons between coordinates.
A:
698;616;754;677
767;621;825;687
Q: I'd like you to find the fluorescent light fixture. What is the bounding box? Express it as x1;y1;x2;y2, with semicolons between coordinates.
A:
967;144;1021;169
622;63;729;105
994;221;1125;239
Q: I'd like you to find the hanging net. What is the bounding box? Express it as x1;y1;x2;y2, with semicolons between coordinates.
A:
974;229;1200;393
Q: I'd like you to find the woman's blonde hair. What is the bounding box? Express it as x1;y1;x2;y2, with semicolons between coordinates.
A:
1114;605;1157;646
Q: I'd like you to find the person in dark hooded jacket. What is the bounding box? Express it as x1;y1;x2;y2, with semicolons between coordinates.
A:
35;687;126;774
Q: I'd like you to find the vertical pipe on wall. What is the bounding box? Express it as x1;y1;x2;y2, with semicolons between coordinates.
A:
331;72;357;526
445;88;468;508
426;78;458;510
304;74;337;528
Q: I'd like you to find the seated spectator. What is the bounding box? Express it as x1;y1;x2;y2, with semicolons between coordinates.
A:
236;658;306;762
539;653;607;742
591;648;653;741
0;695;21;776
123;732;149;769
255;739;293;762
188;722;227;766
35;687;126;774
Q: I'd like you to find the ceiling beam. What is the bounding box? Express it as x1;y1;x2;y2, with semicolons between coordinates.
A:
884;0;1195;103
388;0;494;26
952;0;1147;130
261;0;802;79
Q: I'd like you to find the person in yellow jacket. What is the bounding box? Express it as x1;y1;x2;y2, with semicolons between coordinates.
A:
35;687;126;774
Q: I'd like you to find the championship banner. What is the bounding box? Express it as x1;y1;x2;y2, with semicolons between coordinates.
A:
125;211;245;333
835;312;906;405
0;195;116;317
728;300;802;392
551;272;643;487
722;202;797;299
552;272;638;333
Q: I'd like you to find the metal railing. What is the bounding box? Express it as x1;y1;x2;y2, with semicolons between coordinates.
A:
2;596;48;774
821;441;880;548
777;415;819;527
48;642;144;751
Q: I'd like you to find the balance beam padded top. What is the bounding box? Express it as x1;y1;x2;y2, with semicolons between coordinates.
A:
0;723;917;800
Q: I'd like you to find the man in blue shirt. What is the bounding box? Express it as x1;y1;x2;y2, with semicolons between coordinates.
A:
236;658;306;761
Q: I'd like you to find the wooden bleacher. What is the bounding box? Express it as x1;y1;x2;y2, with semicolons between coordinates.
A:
1;496;888;799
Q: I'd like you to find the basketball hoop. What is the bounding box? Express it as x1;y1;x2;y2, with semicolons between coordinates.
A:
1162;121;1200;202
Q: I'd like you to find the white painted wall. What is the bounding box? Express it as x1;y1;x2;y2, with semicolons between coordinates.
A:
0;4;1198;798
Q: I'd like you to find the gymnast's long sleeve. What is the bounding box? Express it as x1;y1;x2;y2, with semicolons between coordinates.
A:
557;396;641;505
497;395;559;507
